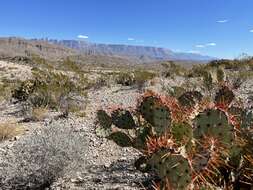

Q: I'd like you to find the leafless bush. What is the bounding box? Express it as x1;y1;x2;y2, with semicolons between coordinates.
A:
0;122;87;189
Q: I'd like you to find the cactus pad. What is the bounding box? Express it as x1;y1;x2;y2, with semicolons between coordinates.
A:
171;122;193;144
178;91;203;108
96;110;113;137
108;132;133;147
215;86;234;106
149;150;191;190
139;96;171;135
132;126;151;150
111;109;136;129
193;109;234;146
97;110;112;128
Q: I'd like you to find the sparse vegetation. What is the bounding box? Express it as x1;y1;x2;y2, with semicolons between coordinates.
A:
0;121;24;142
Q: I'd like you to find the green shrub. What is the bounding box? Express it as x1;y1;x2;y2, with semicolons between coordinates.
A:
12;68;88;114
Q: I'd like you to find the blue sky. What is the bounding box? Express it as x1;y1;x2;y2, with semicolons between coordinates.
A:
1;0;253;58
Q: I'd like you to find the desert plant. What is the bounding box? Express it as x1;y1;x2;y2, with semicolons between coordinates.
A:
0;121;24;141
203;71;213;92
0;122;87;189
96;86;253;189
12;68;87;114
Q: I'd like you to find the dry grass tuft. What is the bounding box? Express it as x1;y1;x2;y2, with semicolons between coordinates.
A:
31;107;49;121
0;121;24;141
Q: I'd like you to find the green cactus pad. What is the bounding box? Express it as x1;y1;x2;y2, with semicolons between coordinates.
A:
149;151;191;190
132;126;151;150
171;122;193;144
178;91;203;108
111;109;136;129
214;86;234;106
193;109;234;146
229;145;243;167
96;110;113;137
97;110;112;129
139;96;171;135
108;132;133;147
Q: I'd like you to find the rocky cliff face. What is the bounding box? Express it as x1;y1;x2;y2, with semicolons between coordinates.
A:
48;39;213;62
0;37;77;60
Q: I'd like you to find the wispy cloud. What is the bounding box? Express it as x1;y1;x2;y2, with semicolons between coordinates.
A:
250;29;253;33
195;44;205;48
206;42;216;46
195;42;216;48
128;38;135;41
77;35;89;39
216;19;228;23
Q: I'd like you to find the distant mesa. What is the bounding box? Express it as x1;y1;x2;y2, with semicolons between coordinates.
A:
0;37;215;63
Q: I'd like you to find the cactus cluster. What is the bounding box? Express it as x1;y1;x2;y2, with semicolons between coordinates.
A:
96;85;253;189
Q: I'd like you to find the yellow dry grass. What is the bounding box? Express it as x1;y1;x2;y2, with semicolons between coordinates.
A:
0;121;24;141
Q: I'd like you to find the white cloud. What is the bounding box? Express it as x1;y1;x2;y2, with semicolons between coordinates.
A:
195;44;205;48
77;35;89;39
128;38;135;41
206;42;216;46
217;19;228;23
250;29;253;33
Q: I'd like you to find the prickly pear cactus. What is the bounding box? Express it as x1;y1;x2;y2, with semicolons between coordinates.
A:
215;86;234;106
108;132;133;147
149;150;191;190
171;122;193;144
111;109;136;129
139;96;171;135
178;91;203;108
193;109;234;146
132;126;151;150
96;110;113;137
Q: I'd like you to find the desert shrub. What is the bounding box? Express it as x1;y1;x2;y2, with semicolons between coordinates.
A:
29;107;49;121
60;57;83;74
116;72;135;86
12;68;88;114
86;75;109;90
161;61;186;78
116;70;156;87
24;54;55;70
134;70;156;88
0;122;87;189
187;64;207;78
0;121;24;142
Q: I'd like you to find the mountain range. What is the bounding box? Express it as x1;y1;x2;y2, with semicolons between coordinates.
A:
0;37;214;64
47;39;214;62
